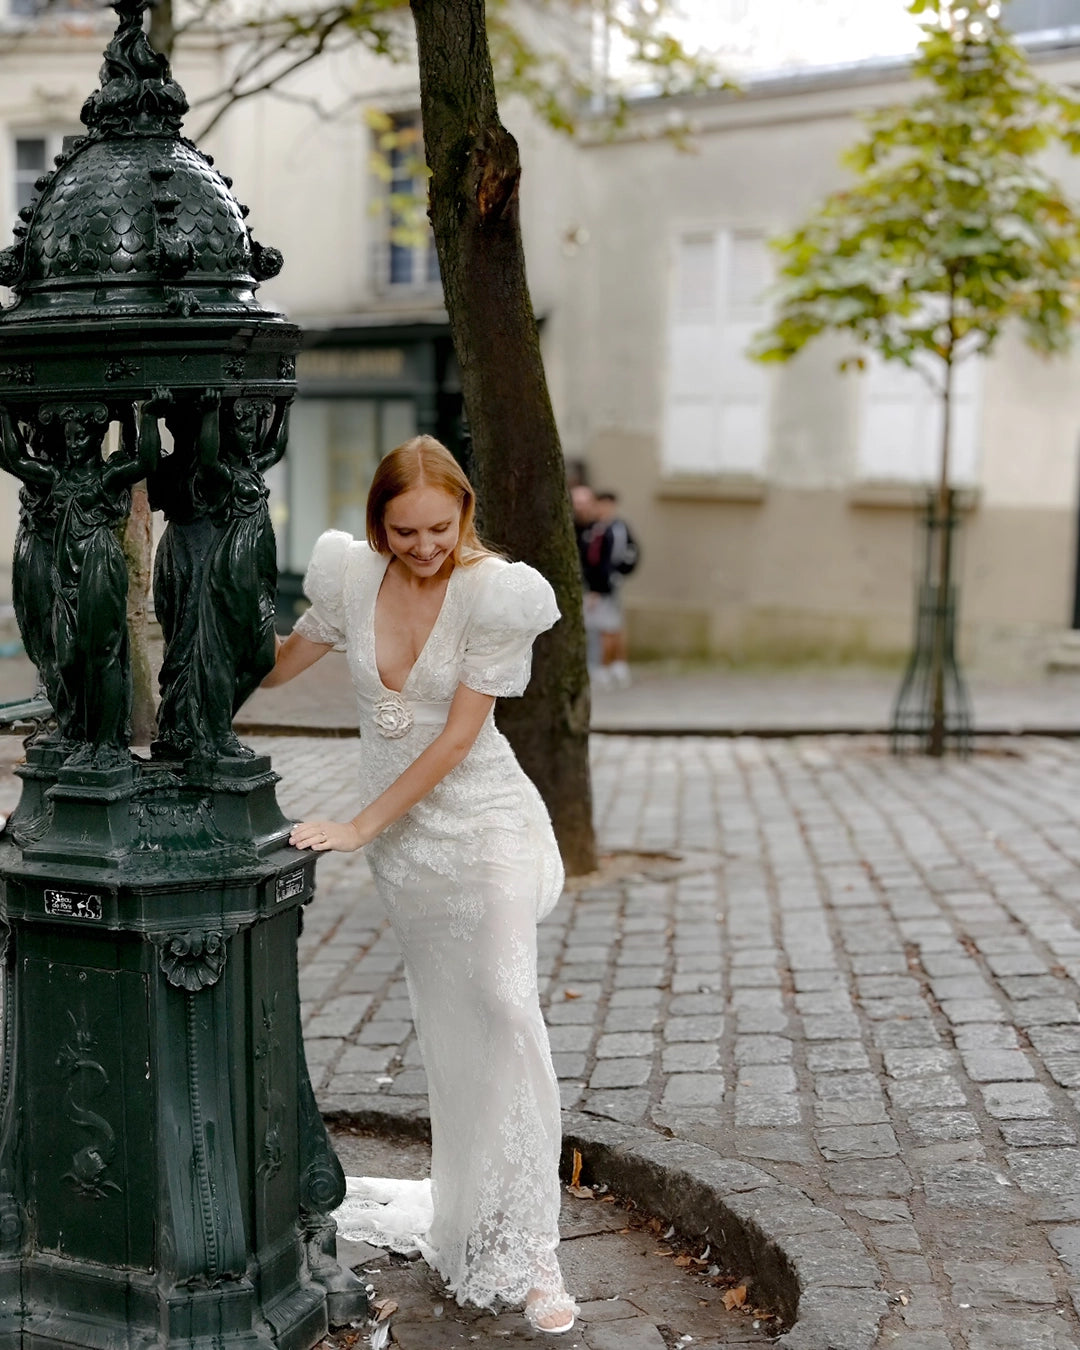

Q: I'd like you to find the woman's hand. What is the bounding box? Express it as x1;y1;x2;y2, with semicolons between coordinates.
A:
290;819;365;852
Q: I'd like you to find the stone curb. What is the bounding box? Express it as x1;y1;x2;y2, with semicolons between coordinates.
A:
320;1095;889;1350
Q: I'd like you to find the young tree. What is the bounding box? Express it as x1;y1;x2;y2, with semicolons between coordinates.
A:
753;0;1080;756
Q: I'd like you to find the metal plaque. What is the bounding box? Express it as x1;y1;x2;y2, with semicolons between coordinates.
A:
44;889;104;921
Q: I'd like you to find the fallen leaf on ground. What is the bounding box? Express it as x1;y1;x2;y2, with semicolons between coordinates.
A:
570;1149;583;1188
567;1185;594;1199
563;989;582;1000
653;1246;675;1257
371;1300;397;1321
674;1254;693;1267
722;1285;747;1312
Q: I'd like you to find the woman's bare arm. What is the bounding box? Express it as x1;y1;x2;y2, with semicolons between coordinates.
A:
289;682;495;852
261;631;335;688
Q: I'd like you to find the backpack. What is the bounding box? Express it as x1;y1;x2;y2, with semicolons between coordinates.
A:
610;519;640;576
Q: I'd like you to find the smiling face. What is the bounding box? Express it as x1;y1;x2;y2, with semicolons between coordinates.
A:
382;484;463;580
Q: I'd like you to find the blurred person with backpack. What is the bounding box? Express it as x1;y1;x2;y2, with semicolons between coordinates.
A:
583;490;639;690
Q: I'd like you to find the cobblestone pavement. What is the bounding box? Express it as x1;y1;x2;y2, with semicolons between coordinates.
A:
259;732;1080;1350
10;731;1080;1346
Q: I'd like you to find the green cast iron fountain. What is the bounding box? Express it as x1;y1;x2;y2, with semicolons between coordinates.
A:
0;2;368;1345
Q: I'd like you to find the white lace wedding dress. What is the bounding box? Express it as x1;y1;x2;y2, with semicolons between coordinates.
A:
293;530;576;1324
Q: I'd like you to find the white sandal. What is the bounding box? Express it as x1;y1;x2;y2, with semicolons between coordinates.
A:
525;1292;578;1335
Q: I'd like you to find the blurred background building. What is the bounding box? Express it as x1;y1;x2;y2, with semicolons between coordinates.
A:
3;0;1080;675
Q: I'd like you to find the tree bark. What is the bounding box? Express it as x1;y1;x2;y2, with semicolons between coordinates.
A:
928;354;954;758
409;0;596;874
148;0;176;62
123;480;157;746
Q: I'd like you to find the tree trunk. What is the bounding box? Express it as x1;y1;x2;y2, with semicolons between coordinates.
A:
927;356;955;758
123;480;157;746
148;0;176;61
409;0;596;874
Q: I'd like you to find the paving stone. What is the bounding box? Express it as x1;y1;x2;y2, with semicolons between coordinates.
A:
548;1023;596;1053
963;1313;1080;1350
827;1159;913;1197
546;999;602;1025
888;1076;968;1110
882;1047;958;1078
734;1034;793;1065
815;1071;881;1100
551;1051;587;1079
736;1064;797;1093
1000;1119;1079;1148
662;1015;724;1043
930;975;996;1001
667;991;724;1015
602;1007;660;1033
734;1006;790;1034
943;1258;1058;1307
661;1041;719;1073
959;1048;1037;1082
611;966;667;989
866;1220;922;1252
356;1019;412;1045
804;1042;870;1073
595;1032;655;1059
953;1023;1021;1051
660;1072;726;1107
774;1287;889;1350
1048;1225;1080;1276
855;974;922;999
816;1124;900;1161
814;1097;890;1128
607;987;664;1009
734;1092;802;1128
923;1162;1017;1209
1007;1148;1080;1196
589;1058;652;1090
1029;1027;1080;1055
1012;997;1080;1027
980;1081;1055;1120
1044;1054;1080;1089
802;1012;863;1040
939;998;1007;1024
580;1089;652;1125
871;1020;943;1049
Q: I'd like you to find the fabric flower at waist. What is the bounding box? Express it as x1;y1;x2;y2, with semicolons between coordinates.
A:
373;691;414;739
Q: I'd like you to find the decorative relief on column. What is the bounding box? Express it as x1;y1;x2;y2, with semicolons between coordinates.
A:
157;929;228;991
255;994;284;1181
57;1009;120;1200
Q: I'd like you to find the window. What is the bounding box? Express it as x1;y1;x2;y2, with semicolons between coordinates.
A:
273;396;418;573
14;136;51;213
661;229;772;476
372;112;439;295
4;0;96;20
3;134;72;305
855;353;981;487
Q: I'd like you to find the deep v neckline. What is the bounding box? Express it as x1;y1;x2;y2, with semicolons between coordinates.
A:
371;554;458;695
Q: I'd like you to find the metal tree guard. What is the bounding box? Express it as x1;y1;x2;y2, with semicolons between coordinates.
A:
890;489;973;757
0;2;368;1345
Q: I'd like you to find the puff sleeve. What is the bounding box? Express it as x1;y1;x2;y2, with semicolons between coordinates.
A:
460;560;560;698
292;529;352;648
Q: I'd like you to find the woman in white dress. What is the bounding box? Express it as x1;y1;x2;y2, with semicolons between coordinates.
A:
263;435;578;1335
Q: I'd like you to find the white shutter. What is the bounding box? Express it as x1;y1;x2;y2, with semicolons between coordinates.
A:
856;354;980;486
661;229;771;476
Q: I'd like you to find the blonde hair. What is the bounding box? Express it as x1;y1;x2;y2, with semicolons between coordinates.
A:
367;435;499;566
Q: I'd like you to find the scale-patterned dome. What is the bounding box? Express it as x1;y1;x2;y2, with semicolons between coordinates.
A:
0;0;282;321
24;136;253;287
